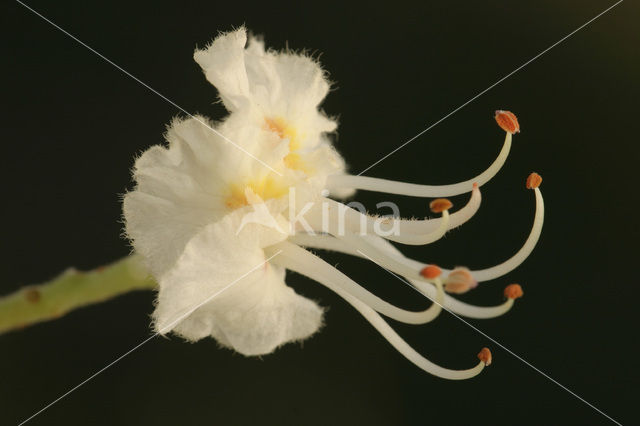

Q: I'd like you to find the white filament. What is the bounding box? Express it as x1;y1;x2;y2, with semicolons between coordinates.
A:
272;241;443;324
289;233;516;319
332;231;429;282
312;197;452;246
401;185;481;234
268;242;485;379
467;187;544;281
415;281;515;319
302;185;543;283
326;132;512;198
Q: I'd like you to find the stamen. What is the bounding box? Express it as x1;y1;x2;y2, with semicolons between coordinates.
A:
429;198;453;213
478;347;492;366
426;284;516;319
289;233;521;319
326;230;441;284
504;284;524;299
325;131;512;198
322;176;542;283
420;265;442;279
466;174;544;282
393;184;481;233
267;242;486;380
308;198;450;246
313;190;479;245
494;110;520;134
526;172;542;189
444;267;477;294
270;241;443;324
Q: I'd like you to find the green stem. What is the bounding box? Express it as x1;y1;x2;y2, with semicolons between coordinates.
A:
0;254;157;335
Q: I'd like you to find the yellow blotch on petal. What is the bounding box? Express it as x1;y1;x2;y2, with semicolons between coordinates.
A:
283;152;306;170
265;117;300;150
264;117;311;173
225;176;289;210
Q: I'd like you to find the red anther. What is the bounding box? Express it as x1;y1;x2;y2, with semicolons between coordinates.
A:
526;173;542;189
478;347;492;366
504;284;524;299
494;110;520;134
420;265;442;279
429;198;453;214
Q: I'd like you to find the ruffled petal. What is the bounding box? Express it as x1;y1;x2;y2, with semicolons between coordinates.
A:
243;37;332;120
152;211;323;356
123;191;210;277
194;28;251;111
125;28;354;357
194;28;336;147
124;114;296;276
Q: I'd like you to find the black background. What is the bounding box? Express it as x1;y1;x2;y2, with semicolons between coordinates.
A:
2;1;638;425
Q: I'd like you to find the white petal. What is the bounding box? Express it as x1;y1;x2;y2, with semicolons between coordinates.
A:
194;28;251;111
123;114;296;276
123;191;210;277
153;212;322;356
195;28;336;141
244;41;336;140
124;116;236;275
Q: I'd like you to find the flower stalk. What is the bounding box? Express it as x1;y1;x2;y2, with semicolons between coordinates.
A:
0;255;156;334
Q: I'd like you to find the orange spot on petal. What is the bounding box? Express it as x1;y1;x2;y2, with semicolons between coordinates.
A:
264;117;286;138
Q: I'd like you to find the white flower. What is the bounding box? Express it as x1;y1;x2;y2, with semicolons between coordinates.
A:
123;28;544;379
194;27;335;148
124;115;322;355
194;27;353;198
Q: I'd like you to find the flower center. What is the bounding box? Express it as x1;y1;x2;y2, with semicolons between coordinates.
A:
224;176;289;209
264;117;310;173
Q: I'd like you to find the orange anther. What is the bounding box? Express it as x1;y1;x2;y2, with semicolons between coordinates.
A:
420;265;442;279
504;284;524;299
429;198;453;214
478;347;492;366
494;110;520;134
444;267;478;294
526;173;542;189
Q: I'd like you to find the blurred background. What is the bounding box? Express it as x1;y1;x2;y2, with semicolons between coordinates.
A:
2;0;638;424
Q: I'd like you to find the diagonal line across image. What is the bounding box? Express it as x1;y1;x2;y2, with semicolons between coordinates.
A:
356;0;624;176
14;0;284;176
12;1;626;425
355;249;623;426
18;251;283;426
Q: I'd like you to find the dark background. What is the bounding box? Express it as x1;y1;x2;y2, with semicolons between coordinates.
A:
2;0;638;425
